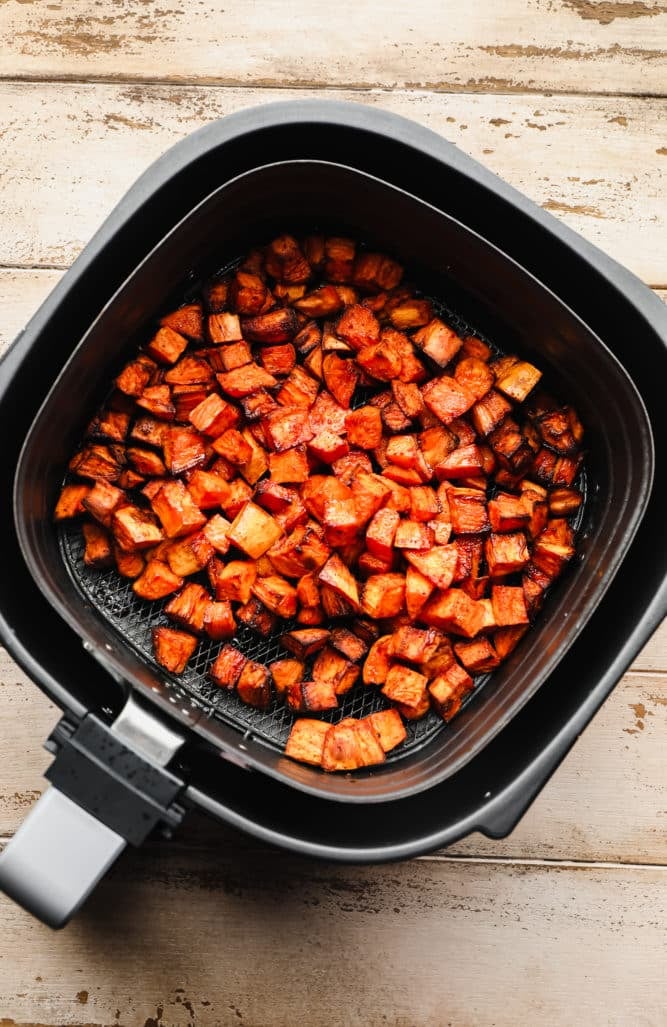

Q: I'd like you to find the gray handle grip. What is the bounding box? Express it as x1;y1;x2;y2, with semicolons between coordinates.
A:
0;786;125;928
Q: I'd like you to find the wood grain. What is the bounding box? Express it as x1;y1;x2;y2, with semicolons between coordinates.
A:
0;846;665;1027
1;628;665;862
0;0;666;96
0;83;665;282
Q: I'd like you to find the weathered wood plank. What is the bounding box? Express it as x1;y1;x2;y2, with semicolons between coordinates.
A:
0;83;665;282
1;643;665;862
0;849;664;1027
1;0;666;96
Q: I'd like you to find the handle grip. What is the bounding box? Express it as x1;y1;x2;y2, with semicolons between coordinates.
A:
0;787;125;928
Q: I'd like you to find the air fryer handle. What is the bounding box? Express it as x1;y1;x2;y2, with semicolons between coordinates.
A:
0;787;126;928
476;742;566;839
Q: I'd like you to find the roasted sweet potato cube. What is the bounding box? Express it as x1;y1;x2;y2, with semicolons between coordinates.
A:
227;270;267;315
294;285;343;318
382;665;428;715
320;497;362;547
413;319;463;367
251;575;298;618
184;470;229;511
219;478;253;519
343;406;381;450
421;588;486;637
295;572;322;611
136;384;176;421
531;519;575;578
318;554;360;610
381;464;422;487
418;425;457;469
165;355;214;386
454;637;500;674
407;486;439;524
164;582;209;633
303;345;324;380
301;475;350;521
361;573;405;619
242;307;299;345
165;531;214;576
145;326;188;365
491;585;529;626
228;501;283;559
336;304;380;350
328;627;368;664
484;532;530;578
308;390;347;435
282;628;331;659
236;654;272;706
200;514;231;556
549;487;583;517
365;709;407;753
552;454;583;488
346;473;390;526
115;355;156;397
236;597;276;637
264;407;314;452
495;359;542;403
129;416;166;453
493;625;529;661
488;492;530;533
453;356;494;402
114;547;145;579
361;635;393;685
217;364;278;398
87;407;131;444
267;523;330;578
356;336;402;383
322;353;358;408
358;551;395;576
436;444;485;480
161;302;204;342
312;647;360;695
254;481;295;515
392;625;442;665
446;486;490;535
405;566;435;620
488;418;532;473
470;389;511;437
366;507;400;562
264;234;311;283
81;521;113;568
270;659;306;698
429;662;474;722
209;428;252;466
209;644;247;690
80;481;123;527
162;426;207;476
259;342;296;377
151;480;206;539
199;601;234;642
394;520;435;551
152;626;197;675
274;366;319;409
269;447;310;484
390;298;433;330
287;679;338;714
133;560;183;600
285;718;331;766
240;390;278;423
208;558;256;604
322;236;354;282
389;381;423;422
208;312;244;345
112;506;164;552
422;375;476;425
404;545;458;590
307;431;349;465
352;251;402;292
217;340;252;373
69;443;123;483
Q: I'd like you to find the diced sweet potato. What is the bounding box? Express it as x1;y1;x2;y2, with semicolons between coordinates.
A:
454;357;494;401
422;375;476;425
356;336;402;383
209;644;248;690
344;406;383;450
295;285;344;318
548;487;583;516
286;678;338;713
394;520;434;551
493;625;529;660
421;588;486;637
133;560;183;600
361;573;405;619
470;389;512;437
405;565;435;620
318;554;360;611
312;647;360;695
259;343;296;377
115;355;156;397
445;486;490;535
236;661;272;709
209;428;252;467
236;597;278;637
390;298;433;330
81;521;113;568
366;507;400;562
267;523;330;578
307;431;349;464
165;582;210;633
353;251;403;292
336;304;380;350
264;407;314;452
69;443;123;483
269;447;310;484
488;492;530;532
135;384;176;421
413;318;464;367
531;519;575;578
228;501;283;559
391;380;424;421
111;505;164;552
381;665;428;715
496;360;542;403
145;326;188;365
308;389;348;435
270;659;306;698
365;709;407;753
484;532;530;578
429;662;474;721
208;558;257;604
252;575;298;618
328;627;368;664
392;625;442;665
453;637;499;673
152;626;198;674
436;444;485;480
161;302;204;342
322;353;358;408
150;480;207;539
87;407;131;444
404;545;458;590
491;584;529;626
78;481;123;528
216;364;278;398
275;366;320;409
227;270;267;315
207;312;243;345
285;719;331;766
282;628;331;659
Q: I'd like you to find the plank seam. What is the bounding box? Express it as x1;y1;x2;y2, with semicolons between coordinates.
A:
0;73;666;101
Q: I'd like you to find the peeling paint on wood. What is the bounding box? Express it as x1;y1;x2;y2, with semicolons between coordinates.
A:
0;0;665;96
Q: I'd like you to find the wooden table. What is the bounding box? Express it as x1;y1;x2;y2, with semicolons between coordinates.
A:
0;3;665;1024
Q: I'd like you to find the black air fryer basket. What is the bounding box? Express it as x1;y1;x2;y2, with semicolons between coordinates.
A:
0;102;665;929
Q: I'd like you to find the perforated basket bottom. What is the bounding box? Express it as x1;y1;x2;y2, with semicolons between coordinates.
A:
58;526;455;760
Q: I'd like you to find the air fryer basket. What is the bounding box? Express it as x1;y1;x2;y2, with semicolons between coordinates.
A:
0;102;664;930
14;161;653;803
